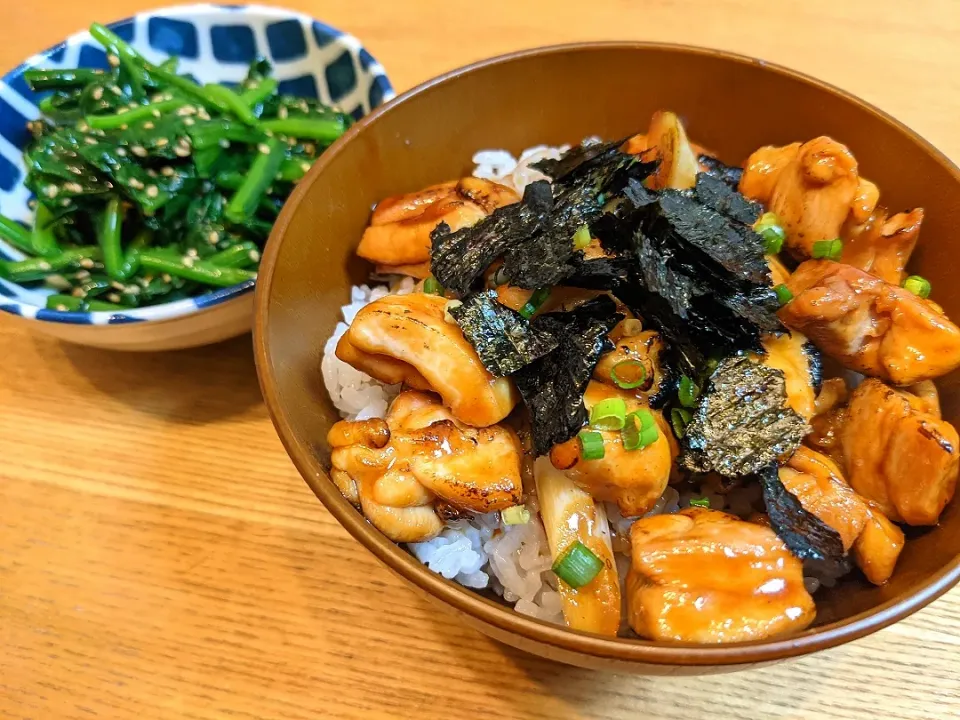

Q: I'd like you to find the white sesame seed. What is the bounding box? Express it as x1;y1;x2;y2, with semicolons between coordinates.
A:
184;117;195;126
125;285;141;295
110;85;122;96
286;137;296;147
71;288;85;297
161;166;174;177
119;124;128;131
219;139;231;149
146;185;159;198
305;144;316;156
107;293;122;303
55;304;68;311
104;182;114;189
143;121;154;130
77;122;90;132
161;273;172;283
182;256;195;268
68;165;82;175
198;109;211;121
207;231;220;244
266;186;274;194
264;129;274;138
174;147;191;157
84;137;98;145
37;261;52;271
44;185;59;198
300;161;311;173
76;270;91;280
108;54;120;67
186;248;199;258
131;146;147;157
79;258;95;269
258;143;270;155
64;182;83;194
128;101;139;109
60;198;71;207
117;108;128;116
27;198;37;209
155;137;168;147
116;147;127;157
111;281;125;291
248;250;260;263
147;169;157;178
152;109;161;118
129;178;144;190
278;106;288;119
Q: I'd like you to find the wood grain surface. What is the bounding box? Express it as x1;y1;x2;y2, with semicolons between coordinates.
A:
3;1;960;718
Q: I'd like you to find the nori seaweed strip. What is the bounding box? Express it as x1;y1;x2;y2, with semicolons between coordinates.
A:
694;173;761;226
430;180;554;295
530;139;624;184
804;340;824;395
513;296;622;455
680;355;809;476
756;463;851;574
449;290;558;377
565;253;632;290
698;154;743;188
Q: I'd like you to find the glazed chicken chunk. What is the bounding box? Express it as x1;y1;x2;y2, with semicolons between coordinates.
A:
853;504;906;586
779;260;960;385
841;379;960;525
355;178;519;270
760;332;820;420
337;292;519;426
549;382;674;517
329;391;523;542
627;508;815;643
842;208;924;286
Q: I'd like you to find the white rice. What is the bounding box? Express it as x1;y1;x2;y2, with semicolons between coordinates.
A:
320;142;817;630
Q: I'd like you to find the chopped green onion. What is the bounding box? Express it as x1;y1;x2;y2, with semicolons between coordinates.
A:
754;212;786;255
590;397;627;431
678;375;700;408
774;284;794;306
902;275;931;299
501;505;531;525
519;287;550;319
811;238;843;260
688;497;711;508
573;224;591;250
621;410;658;451
610;359;647;389
551;540;604;589
671;407;693;437
423;275;443;295
578;430;605;460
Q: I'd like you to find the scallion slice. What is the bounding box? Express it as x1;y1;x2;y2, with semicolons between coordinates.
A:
551;540;604;589
423;275;444;295
590;397;627;430
622;409;658;451
519;287;550;319
671;407;692;437
501;505;531;525
678;375;700;407
902;275;931;299
811;238;843;260
688;497;710;508
573;224;591;250
578;430;605;460
610;359;647;389
774;284;793;306
754;212;786;255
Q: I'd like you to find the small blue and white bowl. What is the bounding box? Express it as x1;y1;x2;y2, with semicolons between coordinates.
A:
0;4;393;350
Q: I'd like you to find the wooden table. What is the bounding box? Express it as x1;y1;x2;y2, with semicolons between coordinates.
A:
3;1;960;717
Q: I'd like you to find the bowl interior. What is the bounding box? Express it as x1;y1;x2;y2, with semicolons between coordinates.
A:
256;43;960;664
0;3;393;325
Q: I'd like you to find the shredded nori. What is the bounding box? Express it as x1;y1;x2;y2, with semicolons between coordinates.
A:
513;296;623;455
680;355;809;476
756;463;851;574
694;173;761;226
698;154;743;189
449;290;558;377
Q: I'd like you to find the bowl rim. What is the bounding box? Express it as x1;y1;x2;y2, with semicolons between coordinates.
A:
0;3;393;327
254;41;960;666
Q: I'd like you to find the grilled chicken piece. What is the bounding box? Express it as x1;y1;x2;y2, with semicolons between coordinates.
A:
374;261;433;279
907;380;941;417
627;508;815;643
759;332;820;420
534;457;621;635
624;111;699;190
335;332;432;389
779;260;960;385
853;503;905;585
329;391;524;542
779;446;869;551
841;379;960;525
842;208;923;285
356;178;519;266
741;138;860;259
549;382;674;517
593;328;668;403
805;378;849;466
767;255;792;286
338;292;519;426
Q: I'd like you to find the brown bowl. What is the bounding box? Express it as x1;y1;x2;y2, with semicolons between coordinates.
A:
253;42;960;673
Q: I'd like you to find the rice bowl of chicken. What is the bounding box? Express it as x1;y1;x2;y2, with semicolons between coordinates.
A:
255;43;960;672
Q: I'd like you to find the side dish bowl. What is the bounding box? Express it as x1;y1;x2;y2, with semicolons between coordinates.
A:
254;43;960;672
0;3;392;350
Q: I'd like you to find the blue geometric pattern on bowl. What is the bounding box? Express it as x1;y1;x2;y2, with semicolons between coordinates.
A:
0;4;394;326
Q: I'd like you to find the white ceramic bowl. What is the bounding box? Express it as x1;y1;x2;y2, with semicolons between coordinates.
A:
0;3;393;350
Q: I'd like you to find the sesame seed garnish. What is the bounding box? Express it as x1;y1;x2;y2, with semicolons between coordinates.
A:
104;182;114;189
161;273;172;283
129;178;144;190
64;182;83;194
108;54;120;68
198;109;211;121
116;147;127;157
79;258;95;269
68;165;82;175
161;166;174;177
258;143;271;155
248;250;260;262
176;106;197;116
77;122;90;132
84;137;98;145
278;106;289;119
111;281;125;291
207;230;220;244
143;121;154;130
71;288;85;297
155;137;168;147
117;107;128;115
110;85;123;96
264;130;274;138
147;169;157;177
76;270;91;280
55;304;68;312
300;161;311;173
182;256;195;268
126;285;141;295
146;185;159;198
152;109;161;118
219;139;231;149
28;198;37;209
60;198;71;207
186;248;199;258
131;145;147;157
119;124;128;131
184;117;195;126
107;293;122;303
174;147;191;157
44;185;59;198
37;261;52;271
